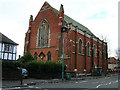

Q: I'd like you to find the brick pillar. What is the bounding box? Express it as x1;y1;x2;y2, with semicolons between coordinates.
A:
105;43;108;74
74;26;77;70
97;38;100;67
90;36;94;72
84;31;87;70
102;41;105;73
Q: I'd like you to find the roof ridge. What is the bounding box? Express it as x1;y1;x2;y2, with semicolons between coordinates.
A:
50;5;94;36
64;14;88;29
44;1;52;7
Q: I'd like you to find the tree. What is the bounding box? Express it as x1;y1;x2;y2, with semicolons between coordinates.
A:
100;34;110;42
18;51;34;67
115;48;120;60
100;34;111;56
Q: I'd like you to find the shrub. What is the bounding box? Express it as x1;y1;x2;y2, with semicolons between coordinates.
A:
26;60;44;73
2;60;21;72
18;51;34;67
44;61;62;73
25;60;63;78
2;60;22;80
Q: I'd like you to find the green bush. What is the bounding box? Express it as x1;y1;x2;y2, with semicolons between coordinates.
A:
44;61;62;73
18;51;34;67
2;60;21;80
25;60;63;78
44;61;54;73
26;60;44;73
2;60;21;72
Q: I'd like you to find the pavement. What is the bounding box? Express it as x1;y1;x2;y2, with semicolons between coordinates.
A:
1;73;118;89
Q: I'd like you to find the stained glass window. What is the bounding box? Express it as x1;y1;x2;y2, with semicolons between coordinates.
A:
38;19;49;48
78;39;82;54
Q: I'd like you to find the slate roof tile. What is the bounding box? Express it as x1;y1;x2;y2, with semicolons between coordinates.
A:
0;32;18;45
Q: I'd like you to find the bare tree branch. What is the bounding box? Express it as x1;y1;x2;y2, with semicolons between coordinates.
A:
100;34;110;43
99;34;111;56
115;48;120;60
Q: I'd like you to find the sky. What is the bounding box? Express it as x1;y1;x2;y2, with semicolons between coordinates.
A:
0;0;119;59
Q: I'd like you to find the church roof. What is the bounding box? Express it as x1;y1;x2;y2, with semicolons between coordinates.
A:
45;1;95;36
0;32;18;45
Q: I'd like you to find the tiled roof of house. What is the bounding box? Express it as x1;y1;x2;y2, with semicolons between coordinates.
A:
0;32;18;45
45;1;95;36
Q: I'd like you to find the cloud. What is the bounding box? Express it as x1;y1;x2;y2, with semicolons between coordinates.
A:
87;10;109;20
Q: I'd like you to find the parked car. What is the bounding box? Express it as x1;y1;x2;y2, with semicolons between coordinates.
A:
22;68;28;78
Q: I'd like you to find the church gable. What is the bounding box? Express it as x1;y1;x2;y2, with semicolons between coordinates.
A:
34;2;59;22
29;2;60;50
39;2;52;13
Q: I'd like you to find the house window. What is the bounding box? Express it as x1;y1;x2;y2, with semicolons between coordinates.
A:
2;44;4;51
0;52;1;59
13;54;16;60
87;42;90;56
9;54;12;60
0;43;2;51
47;51;51;61
4;44;9;52
94;45;96;57
38;19;49;48
0;43;17;60
34;52;38;60
4;53;8;60
78;39;82;54
9;45;13;53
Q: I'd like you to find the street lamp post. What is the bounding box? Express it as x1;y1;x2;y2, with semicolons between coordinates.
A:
62;32;65;80
61;26;68;80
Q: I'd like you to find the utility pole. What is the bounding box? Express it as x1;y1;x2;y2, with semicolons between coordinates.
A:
61;26;68;80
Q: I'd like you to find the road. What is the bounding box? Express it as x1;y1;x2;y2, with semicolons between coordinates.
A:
34;74;119;88
2;73;120;89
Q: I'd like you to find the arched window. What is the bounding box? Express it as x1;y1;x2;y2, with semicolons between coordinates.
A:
87;42;90;56
94;45;96;57
47;51;51;61
38;19;49;48
78;39;82;54
39;52;45;60
34;52;38;60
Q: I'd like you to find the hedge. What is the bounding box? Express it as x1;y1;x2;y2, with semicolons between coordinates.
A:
25;60;63;79
2;60;21;72
2;60;21;80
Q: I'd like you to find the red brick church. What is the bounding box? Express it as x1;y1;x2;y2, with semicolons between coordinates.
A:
24;1;108;73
